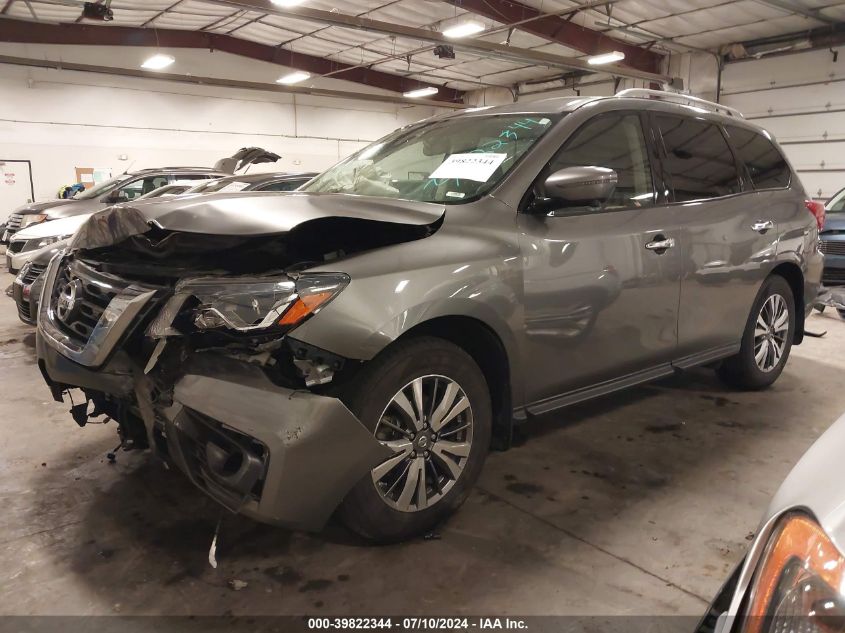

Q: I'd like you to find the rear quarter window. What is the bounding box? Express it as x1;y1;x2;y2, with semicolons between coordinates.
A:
724;126;791;190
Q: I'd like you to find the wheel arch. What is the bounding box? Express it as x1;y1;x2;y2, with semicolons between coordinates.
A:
770;262;805;344
397;315;517;449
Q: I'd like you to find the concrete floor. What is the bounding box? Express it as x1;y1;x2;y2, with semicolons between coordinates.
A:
2;261;845;619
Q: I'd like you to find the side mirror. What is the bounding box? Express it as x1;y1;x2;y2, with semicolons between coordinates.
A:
542;166;617;206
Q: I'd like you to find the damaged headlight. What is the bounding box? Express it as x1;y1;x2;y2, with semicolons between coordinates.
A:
181;273;349;334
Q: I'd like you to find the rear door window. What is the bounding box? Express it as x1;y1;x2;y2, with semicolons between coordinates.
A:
655;115;741;202
724;126;791;190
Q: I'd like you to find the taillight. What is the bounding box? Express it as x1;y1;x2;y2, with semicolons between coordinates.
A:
806;199;826;231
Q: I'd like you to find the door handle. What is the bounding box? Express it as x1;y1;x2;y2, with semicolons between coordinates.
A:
751;220;774;233
645;236;675;252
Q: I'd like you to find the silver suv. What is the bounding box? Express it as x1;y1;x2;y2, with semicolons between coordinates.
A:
35;90;824;542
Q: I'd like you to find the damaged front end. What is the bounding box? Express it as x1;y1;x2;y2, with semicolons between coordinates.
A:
36;198;439;529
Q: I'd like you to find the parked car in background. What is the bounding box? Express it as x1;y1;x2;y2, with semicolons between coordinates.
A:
184;172;318;194
696;411;845;633
6;214;91;274
36;91;822;542
818;188;845;318
1;148;280;242
2;168;227;243
12;249;55;325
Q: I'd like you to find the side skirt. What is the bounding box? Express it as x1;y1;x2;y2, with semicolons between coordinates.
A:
520;343;741;418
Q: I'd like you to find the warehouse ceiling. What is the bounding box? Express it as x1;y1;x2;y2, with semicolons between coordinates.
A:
1;0;845;100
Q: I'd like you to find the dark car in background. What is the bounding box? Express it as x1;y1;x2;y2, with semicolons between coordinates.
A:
35;91;823;542
820;187;845;317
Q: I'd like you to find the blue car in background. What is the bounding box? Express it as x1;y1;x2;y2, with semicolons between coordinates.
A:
819;188;845;318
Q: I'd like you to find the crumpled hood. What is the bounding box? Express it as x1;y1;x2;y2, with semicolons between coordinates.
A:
71;191;446;250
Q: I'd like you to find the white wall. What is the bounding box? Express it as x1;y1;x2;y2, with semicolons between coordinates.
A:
0;43;446;202
719;48;845;200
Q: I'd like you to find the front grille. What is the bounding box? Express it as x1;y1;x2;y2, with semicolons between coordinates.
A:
17;301;31;322
820;240;845;256
5;213;23;235
7;240;24;254
6;213;23;230
21;263;46;285
823;267;845;286
50;261;124;342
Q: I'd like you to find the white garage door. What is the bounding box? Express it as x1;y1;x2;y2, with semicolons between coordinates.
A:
0;160;34;214
720;48;845;201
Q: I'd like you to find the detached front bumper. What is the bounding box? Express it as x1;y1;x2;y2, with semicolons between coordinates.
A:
160;355;391;530
37;338;390;532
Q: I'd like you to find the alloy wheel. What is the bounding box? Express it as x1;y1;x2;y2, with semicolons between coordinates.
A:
371;375;474;512
754;293;789;372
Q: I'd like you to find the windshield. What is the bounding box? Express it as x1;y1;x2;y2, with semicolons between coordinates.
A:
827;188;845;212
73;174;133;200
301;114;557;204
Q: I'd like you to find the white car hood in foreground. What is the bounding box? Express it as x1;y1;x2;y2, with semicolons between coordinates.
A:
13;213;93;241
725;412;845;621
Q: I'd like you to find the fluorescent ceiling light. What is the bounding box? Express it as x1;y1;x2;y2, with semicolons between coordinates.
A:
403;86;439;98
277;71;311;85
443;21;485;38
141;54;175;70
270;0;305;6
587;51;625;65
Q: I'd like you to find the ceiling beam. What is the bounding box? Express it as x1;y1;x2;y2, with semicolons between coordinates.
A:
0;17;465;102
0;54;465;108
754;0;838;25
441;0;662;75
211;0;671;83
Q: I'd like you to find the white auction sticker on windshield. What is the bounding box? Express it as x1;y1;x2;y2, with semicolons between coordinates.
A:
429;153;508;182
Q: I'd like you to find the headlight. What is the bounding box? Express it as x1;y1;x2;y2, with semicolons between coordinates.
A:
19;214;47;229
743;513;845;633
187;273;349;333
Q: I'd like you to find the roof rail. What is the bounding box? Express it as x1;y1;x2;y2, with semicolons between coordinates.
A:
615;88;744;119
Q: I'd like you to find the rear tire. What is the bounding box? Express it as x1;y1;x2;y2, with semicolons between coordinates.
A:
838;309;845;320
339;337;491;543
717;275;795;390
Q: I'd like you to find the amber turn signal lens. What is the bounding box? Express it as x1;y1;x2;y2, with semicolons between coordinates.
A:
278;291;336;326
744;514;845;633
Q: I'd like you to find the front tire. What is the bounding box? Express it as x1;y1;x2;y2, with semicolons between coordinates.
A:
717;275;795;390
339;337;492;543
